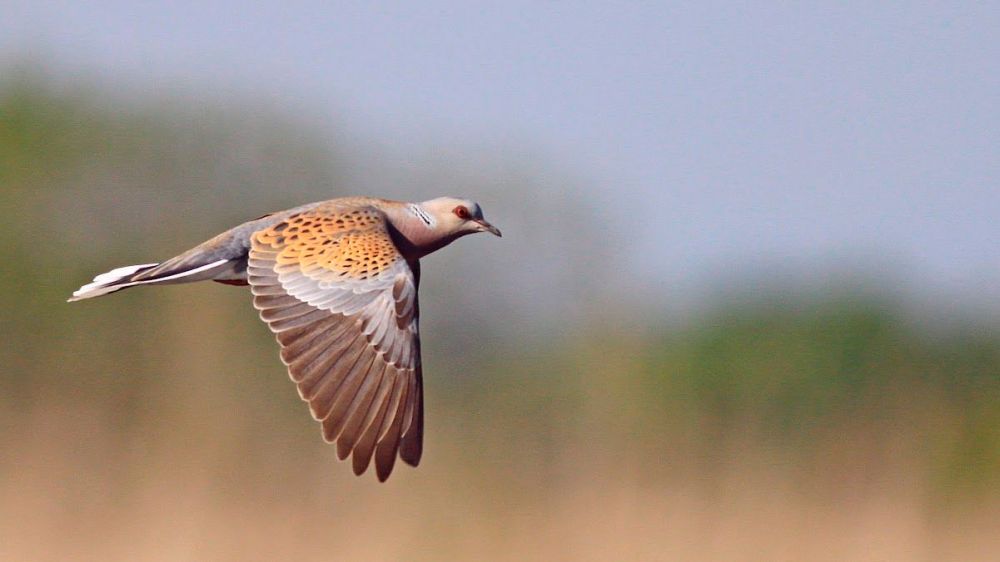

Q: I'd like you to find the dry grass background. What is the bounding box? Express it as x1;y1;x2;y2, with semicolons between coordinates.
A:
1;71;997;561
3;398;997;561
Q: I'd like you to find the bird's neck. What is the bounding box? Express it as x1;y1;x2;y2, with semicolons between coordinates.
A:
382;203;459;260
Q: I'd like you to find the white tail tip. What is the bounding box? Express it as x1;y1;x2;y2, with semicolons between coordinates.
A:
68;263;158;302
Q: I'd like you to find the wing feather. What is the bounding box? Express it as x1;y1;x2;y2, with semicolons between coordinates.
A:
326;349;379;450
305;332;368;413
399;372;424;467
338;358;389;460
373;373;409;480
352;372;399;476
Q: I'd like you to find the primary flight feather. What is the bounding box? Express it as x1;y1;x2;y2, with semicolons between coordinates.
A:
69;196;501;481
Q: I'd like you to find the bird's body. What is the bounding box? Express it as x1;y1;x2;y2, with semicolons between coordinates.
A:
70;196;500;481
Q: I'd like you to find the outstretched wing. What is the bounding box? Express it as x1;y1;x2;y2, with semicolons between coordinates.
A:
247;204;423;481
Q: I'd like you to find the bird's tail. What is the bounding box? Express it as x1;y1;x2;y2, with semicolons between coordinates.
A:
68;258;232;302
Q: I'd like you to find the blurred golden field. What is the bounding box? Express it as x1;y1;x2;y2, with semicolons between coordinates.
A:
1;71;998;561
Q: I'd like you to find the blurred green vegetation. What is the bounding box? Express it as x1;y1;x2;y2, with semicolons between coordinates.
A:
1;69;998;560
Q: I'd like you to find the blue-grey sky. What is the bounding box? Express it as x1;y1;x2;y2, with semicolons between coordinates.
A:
4;2;999;305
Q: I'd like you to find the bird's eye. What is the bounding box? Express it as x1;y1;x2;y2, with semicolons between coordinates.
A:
453;206;471;220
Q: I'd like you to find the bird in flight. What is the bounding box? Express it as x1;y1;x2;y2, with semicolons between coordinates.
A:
69;196;501;481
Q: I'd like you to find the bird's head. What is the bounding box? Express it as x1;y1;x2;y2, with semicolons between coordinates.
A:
421;197;502;238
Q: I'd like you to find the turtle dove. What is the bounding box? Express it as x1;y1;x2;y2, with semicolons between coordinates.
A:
69;196;501;481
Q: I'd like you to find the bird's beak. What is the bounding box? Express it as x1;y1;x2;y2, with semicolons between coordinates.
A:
475;219;502;237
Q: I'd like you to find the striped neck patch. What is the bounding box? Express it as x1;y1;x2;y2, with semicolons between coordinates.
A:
409;204;435;227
